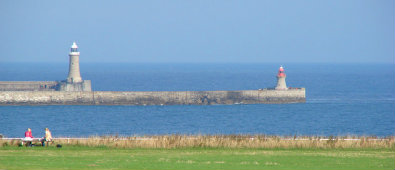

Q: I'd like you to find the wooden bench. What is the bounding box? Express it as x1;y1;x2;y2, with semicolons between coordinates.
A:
20;138;53;146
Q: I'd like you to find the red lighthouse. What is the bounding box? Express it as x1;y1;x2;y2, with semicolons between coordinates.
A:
275;66;287;90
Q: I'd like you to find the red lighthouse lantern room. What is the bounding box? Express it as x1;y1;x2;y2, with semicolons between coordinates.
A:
277;66;286;78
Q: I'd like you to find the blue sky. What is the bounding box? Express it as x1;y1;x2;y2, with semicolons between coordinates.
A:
0;0;393;63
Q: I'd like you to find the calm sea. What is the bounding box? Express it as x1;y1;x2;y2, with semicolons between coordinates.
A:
0;63;394;137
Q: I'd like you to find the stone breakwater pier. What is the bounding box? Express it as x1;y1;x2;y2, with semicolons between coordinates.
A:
0;42;305;105
0;89;305;105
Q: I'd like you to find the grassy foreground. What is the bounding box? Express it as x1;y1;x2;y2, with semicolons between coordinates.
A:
0;146;394;170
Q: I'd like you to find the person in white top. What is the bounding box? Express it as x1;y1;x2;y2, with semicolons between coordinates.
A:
41;128;52;147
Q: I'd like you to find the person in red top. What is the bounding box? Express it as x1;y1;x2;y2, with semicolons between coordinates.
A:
24;128;34;146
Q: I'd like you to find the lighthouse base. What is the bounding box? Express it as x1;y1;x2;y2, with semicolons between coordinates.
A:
58;80;92;92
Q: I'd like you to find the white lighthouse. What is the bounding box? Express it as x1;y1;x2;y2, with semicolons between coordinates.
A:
59;42;91;92
66;42;83;83
275;66;288;90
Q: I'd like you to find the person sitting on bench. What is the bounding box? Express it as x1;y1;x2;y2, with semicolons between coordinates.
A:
24;128;34;147
41;128;52;146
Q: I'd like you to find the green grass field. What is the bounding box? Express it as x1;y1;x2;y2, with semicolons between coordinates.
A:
0;146;394;170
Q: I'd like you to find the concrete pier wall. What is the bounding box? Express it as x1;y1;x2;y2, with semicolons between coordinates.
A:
0;89;305;105
0;81;92;92
0;81;58;91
